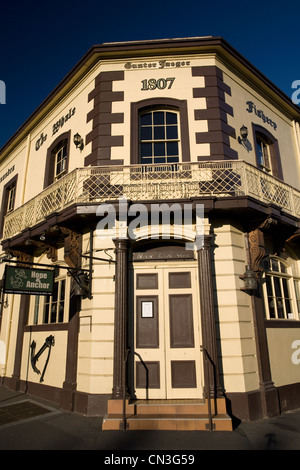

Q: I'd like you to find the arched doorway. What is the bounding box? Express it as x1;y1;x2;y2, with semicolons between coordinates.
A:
128;240;204;400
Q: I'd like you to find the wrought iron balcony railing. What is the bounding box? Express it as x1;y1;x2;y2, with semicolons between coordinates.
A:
3;161;300;240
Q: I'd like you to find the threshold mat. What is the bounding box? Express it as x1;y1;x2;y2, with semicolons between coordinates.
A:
0;400;57;427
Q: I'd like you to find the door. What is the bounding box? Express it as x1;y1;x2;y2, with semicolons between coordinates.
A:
132;263;203;399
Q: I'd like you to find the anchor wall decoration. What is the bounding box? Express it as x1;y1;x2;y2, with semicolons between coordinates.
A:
30;335;55;382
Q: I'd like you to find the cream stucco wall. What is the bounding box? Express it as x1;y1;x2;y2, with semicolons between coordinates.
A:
0;140;28;239
108;55;215;165
0;294;21;378
267;328;300;387
18;66;97;204
217;58;300;189
76;231;116;394
265;248;300;388
212;221;259;393
21;329;68;388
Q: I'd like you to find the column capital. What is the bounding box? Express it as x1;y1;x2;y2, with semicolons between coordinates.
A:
113;238;130;251
197;234;212;251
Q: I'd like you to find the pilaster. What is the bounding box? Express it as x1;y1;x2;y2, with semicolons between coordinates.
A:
111;238;129;399
197;235;223;398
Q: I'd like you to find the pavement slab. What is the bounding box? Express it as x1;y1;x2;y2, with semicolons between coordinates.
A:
0;387;299;451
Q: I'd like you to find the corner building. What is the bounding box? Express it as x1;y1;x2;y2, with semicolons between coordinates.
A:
0;37;300;430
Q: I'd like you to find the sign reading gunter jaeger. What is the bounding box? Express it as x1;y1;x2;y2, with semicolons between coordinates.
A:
4;266;54;295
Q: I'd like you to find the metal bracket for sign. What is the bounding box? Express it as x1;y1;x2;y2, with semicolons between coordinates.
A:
81;254;116;264
1;258;91;272
2;258;92;299
1;245;116;299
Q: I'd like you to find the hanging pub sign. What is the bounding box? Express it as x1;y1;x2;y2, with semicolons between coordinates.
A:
4;266;54;295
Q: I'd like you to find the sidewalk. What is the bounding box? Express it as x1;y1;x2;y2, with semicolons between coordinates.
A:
0;386;300;450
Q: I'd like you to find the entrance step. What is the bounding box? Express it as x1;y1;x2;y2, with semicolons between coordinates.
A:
102;398;232;431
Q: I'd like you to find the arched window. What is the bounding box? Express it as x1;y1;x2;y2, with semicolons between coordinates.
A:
262;256;299;320
131;98;190;164
256;134;272;172
44;131;70;188
0;174;18;237
139;109;180;165
54;144;68;180
252;124;283;180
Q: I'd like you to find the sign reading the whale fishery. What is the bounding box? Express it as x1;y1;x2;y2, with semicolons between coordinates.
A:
4;266;54;295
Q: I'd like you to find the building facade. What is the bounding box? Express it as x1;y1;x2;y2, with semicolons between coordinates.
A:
0;37;300;429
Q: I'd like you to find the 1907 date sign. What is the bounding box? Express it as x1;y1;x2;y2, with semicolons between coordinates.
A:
4;266;54;295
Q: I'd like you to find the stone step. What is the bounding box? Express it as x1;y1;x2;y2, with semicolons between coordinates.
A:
102;398;232;431
102;413;233;431
107;398;226;415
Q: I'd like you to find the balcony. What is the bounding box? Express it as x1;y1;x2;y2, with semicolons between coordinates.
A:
2;160;300;240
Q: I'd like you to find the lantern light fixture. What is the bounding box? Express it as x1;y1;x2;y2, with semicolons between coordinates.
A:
73;133;84;150
238;125;248;144
240;264;258;293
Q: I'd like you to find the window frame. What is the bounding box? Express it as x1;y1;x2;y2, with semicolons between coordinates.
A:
294;279;300;316
262;256;299;320
54;144;68;181
252;124;283;180
139;108;181;165
44;130;71;188
256;134;272;172
29;274;69;325
0;174;18;238
131;98;190;165
6;182;16;214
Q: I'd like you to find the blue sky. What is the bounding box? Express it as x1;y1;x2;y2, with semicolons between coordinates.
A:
0;0;299;149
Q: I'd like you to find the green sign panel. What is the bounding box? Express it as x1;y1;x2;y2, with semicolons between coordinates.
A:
4;266;54;295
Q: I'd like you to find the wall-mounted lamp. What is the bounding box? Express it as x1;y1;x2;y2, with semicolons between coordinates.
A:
73;133;84;150
238;125;248;144
73;271;90;298
240;264;258;293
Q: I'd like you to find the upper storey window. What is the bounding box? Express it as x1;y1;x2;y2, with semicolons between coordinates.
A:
6;182;16;214
44;131;70;188
139;110;180;165
131;98;190;165
253;125;283;180
256;135;272;172
55;144;68;180
0;175;18;237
